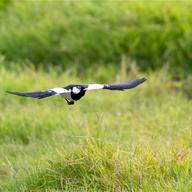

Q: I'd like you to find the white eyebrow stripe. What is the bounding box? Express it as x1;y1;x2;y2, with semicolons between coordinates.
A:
50;87;70;95
85;84;104;90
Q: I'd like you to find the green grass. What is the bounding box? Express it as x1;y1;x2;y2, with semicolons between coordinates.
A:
1;66;192;191
0;0;192;75
0;1;192;191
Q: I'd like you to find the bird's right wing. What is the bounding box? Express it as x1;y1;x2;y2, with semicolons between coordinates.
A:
6;87;70;99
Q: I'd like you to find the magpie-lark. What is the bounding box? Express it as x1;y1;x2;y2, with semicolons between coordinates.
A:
6;77;147;105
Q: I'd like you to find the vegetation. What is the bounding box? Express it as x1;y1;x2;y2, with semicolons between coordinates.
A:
0;66;192;191
0;0;192;191
0;0;192;76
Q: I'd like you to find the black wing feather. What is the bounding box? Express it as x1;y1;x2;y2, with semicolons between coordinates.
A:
103;77;147;90
6;90;56;99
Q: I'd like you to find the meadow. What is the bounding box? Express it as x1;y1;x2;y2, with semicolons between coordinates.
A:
1;0;192;191
0;65;192;191
1;0;192;75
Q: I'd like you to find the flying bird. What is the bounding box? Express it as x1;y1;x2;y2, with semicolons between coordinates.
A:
6;78;147;105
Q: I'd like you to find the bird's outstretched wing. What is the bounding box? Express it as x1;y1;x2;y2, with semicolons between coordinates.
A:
6;90;56;99
6;87;70;99
84;77;147;91
103;77;147;90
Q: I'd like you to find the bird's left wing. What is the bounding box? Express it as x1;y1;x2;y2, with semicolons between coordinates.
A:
83;84;104;91
84;77;147;91
6;87;70;99
103;77;147;90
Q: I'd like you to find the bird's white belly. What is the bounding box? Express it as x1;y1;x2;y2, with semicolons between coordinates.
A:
60;92;73;101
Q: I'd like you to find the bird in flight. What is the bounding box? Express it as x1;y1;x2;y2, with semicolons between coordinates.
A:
6;78;146;105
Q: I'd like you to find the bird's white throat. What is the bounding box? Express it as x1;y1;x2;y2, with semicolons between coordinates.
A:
72;87;80;94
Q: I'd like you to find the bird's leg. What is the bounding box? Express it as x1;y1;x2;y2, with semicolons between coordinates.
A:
66;99;74;105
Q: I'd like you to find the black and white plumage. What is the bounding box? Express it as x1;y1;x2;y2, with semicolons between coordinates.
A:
6;77;147;105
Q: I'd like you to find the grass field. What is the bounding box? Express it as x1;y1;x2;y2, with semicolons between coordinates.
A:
1;0;192;75
1;0;192;191
0;66;192;191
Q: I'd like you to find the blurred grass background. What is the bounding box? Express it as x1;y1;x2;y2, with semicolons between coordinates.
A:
0;0;192;191
0;0;192;76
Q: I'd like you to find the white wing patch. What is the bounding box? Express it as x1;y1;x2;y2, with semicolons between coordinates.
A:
85;84;104;91
51;87;73;101
50;87;70;95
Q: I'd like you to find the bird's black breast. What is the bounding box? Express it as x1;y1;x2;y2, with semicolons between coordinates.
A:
64;84;87;101
71;90;86;101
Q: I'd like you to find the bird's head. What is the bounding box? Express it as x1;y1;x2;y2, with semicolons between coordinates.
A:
72;86;81;94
